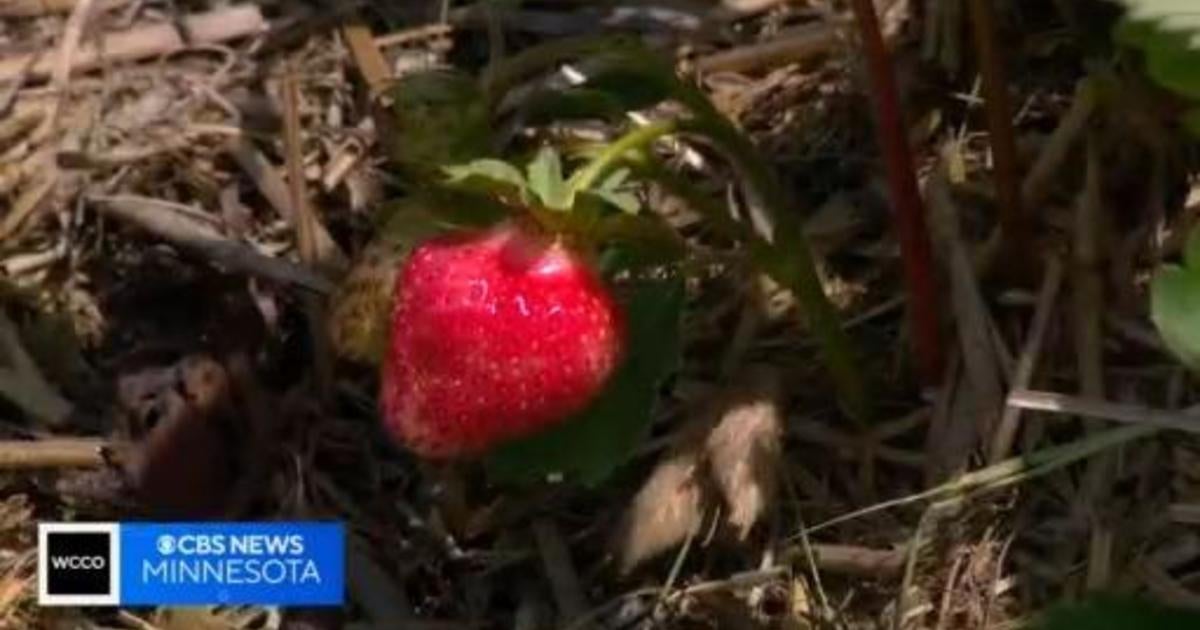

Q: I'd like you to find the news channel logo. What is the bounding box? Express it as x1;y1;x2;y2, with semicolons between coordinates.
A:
38;522;344;606
37;523;120;606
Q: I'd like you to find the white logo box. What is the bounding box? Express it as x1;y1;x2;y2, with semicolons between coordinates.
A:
37;522;121;606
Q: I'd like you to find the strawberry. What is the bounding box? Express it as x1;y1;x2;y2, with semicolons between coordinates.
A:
380;223;625;458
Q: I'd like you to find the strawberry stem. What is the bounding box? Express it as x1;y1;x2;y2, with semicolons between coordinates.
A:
480;34;635;108
678;117;873;424
569;120;678;193
585;120;872;422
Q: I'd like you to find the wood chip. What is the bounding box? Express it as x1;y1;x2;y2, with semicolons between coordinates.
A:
0;5;268;82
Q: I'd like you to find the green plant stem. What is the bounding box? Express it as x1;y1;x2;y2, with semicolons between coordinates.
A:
680;117;873;423
569;120;678;193
595;104;878;422
626;154;750;241
480;35;637;108
636;155;867;420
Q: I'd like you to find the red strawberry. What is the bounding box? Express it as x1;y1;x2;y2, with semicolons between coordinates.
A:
381;223;625;458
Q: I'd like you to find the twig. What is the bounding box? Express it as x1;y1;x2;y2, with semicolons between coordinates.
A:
1005;390;1200;435
0;0;127;17
0;311;73;427
56;139;192;169
532;518;591;626
1132;557;1200;609
791;419;926;469
0;5;268;82
87;194;334;293
1074;136;1113;590
374;23;454;49
934;551;966;630
114;610;160;630
848;0;943;385
281;76;331;274
0;55;37;117
0;167;58;242
1022;79;1096;209
894;504;943;630
321;117;374;192
341;12;391;96
790;543;906;578
282;67;334;401
988;257;1064;463
44;0;97;132
799;420;1157;537
226;140;347;271
0;439;108;468
695;20;845;74
564;567;788;630
346;535;417;623
966;0;1027;258
928;158;1004;470
0;242;68;276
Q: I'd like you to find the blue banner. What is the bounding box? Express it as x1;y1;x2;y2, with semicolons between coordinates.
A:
118;522;344;606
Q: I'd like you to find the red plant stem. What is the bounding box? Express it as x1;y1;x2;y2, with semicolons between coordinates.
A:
847;0;944;386
967;0;1027;258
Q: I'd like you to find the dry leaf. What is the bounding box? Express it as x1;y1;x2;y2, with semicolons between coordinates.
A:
705;365;783;539
120;355;238;518
152;607;238;630
615;443;710;573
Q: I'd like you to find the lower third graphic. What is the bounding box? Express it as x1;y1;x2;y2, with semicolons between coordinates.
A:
38;522;344;606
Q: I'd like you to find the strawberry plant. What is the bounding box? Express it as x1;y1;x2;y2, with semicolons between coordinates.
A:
1028;593;1200;630
1114;1;1200;372
333;37;875;483
1115;0;1200;134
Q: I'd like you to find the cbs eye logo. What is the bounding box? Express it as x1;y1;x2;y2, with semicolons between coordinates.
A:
38;523;120;606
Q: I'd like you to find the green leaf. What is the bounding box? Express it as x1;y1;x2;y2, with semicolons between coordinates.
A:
520;88;627;125
514;46;681;127
1118;0;1200;39
578;50;681;111
378;184;513;237
485;276;685;486
597;167;631;192
1114;1;1200;102
1185;222;1200;269
1151;262;1200;371
588;188;641;214
1029;593;1200;630
594;215;687;272
442;159;530;202
381;69;493;174
1143;30;1200;99
526;147;573;210
1183;107;1200;137
374;199;459;246
589;167;640;213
